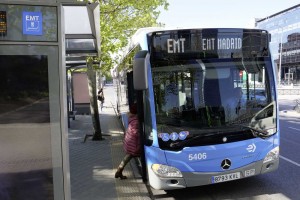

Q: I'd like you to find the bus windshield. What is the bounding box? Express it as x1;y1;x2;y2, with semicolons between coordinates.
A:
152;57;276;150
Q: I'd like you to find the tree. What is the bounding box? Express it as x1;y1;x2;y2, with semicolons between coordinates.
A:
86;0;169;72
80;0;169;141
86;57;103;140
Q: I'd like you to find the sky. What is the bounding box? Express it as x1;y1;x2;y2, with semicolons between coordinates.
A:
157;0;300;28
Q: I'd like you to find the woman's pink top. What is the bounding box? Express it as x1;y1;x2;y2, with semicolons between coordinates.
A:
123;115;141;157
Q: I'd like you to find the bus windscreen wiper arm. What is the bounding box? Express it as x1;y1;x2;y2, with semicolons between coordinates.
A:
248;127;270;138
232;124;269;138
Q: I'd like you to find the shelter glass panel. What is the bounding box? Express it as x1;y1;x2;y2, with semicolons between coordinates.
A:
0;45;61;199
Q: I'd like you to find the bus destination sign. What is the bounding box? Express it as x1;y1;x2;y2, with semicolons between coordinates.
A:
150;29;269;60
166;37;242;54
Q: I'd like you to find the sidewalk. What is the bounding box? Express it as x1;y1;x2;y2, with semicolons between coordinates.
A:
68;84;150;200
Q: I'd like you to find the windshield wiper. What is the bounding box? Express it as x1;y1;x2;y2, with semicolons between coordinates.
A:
248;127;270;138
231;124;270;139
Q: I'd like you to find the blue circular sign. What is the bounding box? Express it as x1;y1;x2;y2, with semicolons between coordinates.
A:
179;131;189;140
161;133;170;142
170;132;179;141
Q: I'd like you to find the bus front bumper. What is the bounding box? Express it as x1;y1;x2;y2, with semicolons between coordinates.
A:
148;159;279;190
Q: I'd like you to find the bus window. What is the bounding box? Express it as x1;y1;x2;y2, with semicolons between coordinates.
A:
144;89;153;145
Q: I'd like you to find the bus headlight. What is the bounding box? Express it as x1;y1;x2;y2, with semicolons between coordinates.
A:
263;146;279;163
151;164;183;178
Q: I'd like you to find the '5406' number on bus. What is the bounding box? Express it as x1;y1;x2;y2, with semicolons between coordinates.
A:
188;153;207;161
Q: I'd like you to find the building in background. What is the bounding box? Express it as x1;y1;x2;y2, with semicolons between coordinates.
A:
256;4;300;86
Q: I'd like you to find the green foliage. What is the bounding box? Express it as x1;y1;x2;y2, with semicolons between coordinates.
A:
117;44;142;72
80;0;169;75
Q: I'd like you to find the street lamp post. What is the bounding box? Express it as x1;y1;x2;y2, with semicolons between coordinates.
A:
278;33;283;85
275;21;287;86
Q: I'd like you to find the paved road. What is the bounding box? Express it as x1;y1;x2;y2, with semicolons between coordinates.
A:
148;99;300;200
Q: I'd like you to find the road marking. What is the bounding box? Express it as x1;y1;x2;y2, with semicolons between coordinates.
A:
281;138;299;146
288;127;300;132
286;121;300;125
280;155;300;167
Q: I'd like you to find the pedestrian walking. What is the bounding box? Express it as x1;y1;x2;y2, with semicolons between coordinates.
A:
97;88;105;110
115;103;141;179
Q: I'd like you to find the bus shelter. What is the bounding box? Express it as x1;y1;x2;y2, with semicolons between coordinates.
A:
64;2;100;119
0;1;99;199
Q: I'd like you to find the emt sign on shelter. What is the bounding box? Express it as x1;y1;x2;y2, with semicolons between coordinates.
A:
22;11;43;35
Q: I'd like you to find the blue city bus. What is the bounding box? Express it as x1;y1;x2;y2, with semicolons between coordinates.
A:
116;28;279;190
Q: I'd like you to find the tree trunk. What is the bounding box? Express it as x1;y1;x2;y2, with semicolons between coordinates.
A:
86;57;103;140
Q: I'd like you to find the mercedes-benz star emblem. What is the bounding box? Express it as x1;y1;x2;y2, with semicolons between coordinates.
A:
221;159;231;170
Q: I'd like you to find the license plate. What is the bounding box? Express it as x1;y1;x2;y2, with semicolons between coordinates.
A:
212;172;241;183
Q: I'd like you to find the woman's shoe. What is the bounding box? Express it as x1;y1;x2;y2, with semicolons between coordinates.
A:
115;171;127;180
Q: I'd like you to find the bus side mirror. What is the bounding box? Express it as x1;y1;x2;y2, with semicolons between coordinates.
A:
133;50;149;90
